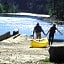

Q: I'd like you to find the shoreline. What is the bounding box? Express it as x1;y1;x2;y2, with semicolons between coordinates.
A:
43;17;64;25
0;12;64;25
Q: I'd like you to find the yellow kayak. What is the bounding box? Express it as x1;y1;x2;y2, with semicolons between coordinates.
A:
30;38;48;48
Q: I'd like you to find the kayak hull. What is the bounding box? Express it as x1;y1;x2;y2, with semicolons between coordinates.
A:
30;38;48;48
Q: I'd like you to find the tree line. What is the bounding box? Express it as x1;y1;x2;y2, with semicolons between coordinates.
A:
0;0;48;14
48;0;64;20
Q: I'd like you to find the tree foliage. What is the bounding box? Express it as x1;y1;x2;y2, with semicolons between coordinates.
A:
0;1;17;13
0;0;48;14
48;0;64;20
0;3;4;12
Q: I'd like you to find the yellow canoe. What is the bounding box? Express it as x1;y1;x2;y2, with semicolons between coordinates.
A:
30;38;48;48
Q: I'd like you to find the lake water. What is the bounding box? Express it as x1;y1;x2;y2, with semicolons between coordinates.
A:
0;16;64;40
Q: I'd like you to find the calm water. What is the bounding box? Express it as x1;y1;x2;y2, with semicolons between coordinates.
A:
0;16;64;40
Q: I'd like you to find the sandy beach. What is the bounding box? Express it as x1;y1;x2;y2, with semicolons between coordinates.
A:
0;34;64;64
0;34;49;64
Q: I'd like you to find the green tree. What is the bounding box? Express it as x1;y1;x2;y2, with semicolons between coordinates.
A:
47;0;55;16
3;1;9;13
0;3;4;13
48;0;64;20
9;4;17;13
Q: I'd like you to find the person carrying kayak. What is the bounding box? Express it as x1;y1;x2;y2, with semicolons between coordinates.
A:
33;22;46;39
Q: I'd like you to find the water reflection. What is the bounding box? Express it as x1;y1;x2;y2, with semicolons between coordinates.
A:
0;16;64;40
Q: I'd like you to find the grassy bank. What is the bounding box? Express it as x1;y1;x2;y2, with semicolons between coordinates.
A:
36;56;54;64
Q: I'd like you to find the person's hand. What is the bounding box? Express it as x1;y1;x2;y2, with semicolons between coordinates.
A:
59;31;63;35
45;34;46;36
60;32;63;35
45;33;48;36
30;34;34;39
32;34;34;39
44;33;47;37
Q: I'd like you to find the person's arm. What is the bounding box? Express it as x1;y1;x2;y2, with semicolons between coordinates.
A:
46;28;50;36
40;26;46;35
56;28;63;35
33;30;34;39
46;30;49;35
33;30;34;36
42;30;46;35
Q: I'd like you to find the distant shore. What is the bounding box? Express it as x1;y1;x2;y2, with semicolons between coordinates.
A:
0;12;50;17
43;17;64;25
0;12;64;25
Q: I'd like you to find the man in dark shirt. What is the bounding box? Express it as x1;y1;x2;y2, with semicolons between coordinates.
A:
33;22;45;39
46;23;62;45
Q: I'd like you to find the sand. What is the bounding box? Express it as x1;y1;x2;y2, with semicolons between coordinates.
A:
0;34;52;64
